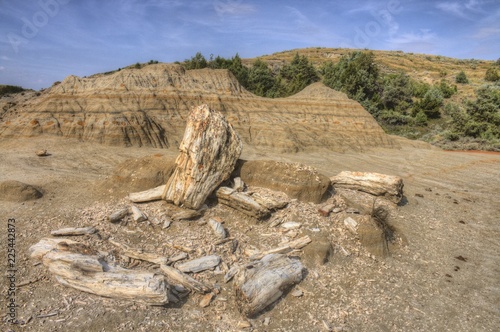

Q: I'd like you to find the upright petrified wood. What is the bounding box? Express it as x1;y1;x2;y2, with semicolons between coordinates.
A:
163;104;242;209
234;254;305;317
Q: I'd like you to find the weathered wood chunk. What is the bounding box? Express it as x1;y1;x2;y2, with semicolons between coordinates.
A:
108;208;130;223
108;239;169;265
50;227;97;236
131;205;148;222
216;187;270;219
129;185;166;203
162;104;242;209
331;171;404;203
234;254;305;317
176;255;221;273
159;264;211;294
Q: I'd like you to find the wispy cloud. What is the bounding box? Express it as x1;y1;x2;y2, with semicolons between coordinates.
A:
0;66;5;71
214;0;256;17
436;0;486;19
472;27;500;39
388;29;438;53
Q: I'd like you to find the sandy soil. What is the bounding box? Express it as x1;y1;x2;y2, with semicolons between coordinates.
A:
1;136;499;332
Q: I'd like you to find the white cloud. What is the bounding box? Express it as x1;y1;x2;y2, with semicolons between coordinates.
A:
388;29;439;53
0;66;5;71
436;0;487;19
214;0;256;17
472;27;500;39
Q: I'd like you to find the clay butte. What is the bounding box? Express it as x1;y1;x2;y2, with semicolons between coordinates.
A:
0;63;399;152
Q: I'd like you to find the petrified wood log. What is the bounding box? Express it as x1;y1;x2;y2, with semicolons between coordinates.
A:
330;171;404;204
216;187;270;219
162;104;242;209
29;238;169;305
234;254;305;317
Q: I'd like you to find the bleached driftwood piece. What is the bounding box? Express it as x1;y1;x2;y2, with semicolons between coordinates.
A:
248;236;312;260
216;187;270;219
129;185;166;203
176;255;221;273
160;264;211;294
50;227;97;236
234;254;305;317
330;171;404;203
29;239;169;305
162;104;242;209
108;239;169;265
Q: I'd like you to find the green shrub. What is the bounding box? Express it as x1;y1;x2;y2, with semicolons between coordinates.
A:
455;71;469;84
0;85;25;96
485;67;499;82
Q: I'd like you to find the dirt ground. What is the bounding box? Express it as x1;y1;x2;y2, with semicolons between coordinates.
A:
1;136;499;332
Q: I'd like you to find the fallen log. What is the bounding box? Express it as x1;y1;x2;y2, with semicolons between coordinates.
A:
330;171;404;204
163;104;242;209
30;239;169;305
234;254;305;317
216;187;270;219
129;185;166;203
108;208;130;223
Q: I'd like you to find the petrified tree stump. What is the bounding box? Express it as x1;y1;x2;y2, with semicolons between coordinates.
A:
162;104;242;209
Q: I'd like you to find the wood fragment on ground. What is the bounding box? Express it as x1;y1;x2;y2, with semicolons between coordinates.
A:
176;255;221;273
216;187;270;219
234;254;305;317
108;239;169;265
129;185;166;203
159;264;211;294
50;227;97;236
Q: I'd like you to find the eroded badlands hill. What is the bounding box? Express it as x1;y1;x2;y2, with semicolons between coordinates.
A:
0;64;397;152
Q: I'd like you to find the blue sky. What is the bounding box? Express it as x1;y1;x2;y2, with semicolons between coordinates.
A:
1;0;499;90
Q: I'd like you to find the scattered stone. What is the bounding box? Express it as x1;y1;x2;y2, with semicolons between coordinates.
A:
131;206;148;222
281;222;302;230
0;180;43;202
344;217;358;234
233;177;246;192
345;207;360;214
35;149;49;156
302;234;333;266
208;218;227;239
199;292;215;308
162;218;172;229
291;288;304;297
318;204;335;217
263;317;271;326
237;320;252;329
332;207;342;213
108;208;130;223
176;255;221;273
163;104;243;209
331;171;404;204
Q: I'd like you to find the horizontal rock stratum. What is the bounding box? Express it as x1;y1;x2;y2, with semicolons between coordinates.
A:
0;63;398;152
